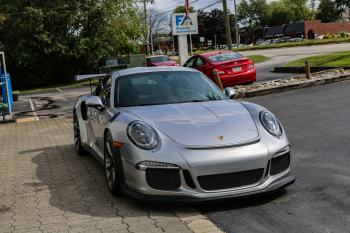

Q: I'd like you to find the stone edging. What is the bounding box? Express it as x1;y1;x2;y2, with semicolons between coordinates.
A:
272;66;350;73
233;68;350;99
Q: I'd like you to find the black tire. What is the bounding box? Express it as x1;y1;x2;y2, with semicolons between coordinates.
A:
74;111;87;156
104;132;122;196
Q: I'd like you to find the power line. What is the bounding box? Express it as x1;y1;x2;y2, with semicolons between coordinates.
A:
153;0;200;16
198;0;222;11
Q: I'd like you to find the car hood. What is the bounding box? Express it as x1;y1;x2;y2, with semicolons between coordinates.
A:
154;61;178;66
120;101;259;148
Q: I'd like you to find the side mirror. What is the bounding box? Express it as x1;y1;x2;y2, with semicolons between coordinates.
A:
224;87;236;99
86;96;104;109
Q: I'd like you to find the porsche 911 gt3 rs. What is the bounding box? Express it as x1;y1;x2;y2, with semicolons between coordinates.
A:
73;67;295;203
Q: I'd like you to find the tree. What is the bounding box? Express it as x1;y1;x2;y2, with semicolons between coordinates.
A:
316;0;339;22
196;9;236;45
0;0;143;89
238;0;268;41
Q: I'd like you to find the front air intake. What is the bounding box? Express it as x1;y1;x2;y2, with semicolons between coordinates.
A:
146;169;181;190
197;168;264;191
270;153;290;176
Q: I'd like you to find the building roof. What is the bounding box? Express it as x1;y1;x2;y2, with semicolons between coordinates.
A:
284;22;305;33
265;26;283;35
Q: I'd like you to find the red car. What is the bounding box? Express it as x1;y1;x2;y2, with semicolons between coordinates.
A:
146;56;180;67
183;50;256;87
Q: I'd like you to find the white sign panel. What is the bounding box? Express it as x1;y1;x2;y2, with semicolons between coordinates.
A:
172;13;198;35
200;37;205;42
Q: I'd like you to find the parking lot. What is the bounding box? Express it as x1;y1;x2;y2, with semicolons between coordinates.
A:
1;80;349;233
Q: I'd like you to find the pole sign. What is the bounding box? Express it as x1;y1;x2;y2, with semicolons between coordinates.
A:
200;37;205;42
207;40;212;46
171;13;198;35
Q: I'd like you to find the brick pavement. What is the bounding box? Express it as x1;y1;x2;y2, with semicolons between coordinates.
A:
0;118;223;233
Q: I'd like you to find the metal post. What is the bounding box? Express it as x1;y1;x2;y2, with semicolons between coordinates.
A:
190;33;193;56
172;35;175;54
144;0;150;57
222;0;232;51
214;34;217;49
213;69;224;91
1;52;12;117
305;59;311;79
234;0;238;48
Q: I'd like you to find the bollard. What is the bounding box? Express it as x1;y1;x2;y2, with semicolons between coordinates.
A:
305;59;311;79
213;69;224;91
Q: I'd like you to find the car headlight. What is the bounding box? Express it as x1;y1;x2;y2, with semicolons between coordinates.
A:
127;120;159;150
259;110;282;137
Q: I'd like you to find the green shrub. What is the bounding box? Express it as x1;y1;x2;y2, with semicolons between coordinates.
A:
323;35;330;39
347;33;350;37
192;48;198;52
336;35;341;38
340;31;346;37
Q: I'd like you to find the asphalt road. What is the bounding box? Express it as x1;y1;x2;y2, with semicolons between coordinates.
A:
196;80;350;233
12;83;96;120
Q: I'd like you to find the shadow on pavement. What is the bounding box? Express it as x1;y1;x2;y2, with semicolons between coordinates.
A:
19;145;169;218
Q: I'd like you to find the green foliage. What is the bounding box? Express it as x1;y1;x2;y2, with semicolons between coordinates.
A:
173;5;195;13
336;35;341;38
0;0;143;89
316;0;339;23
282;51;350;66
340;31;346;37
347;33;350;37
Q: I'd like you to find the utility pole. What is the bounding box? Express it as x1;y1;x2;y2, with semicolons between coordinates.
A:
234;0;238;48
214;34;217;49
144;0;150;57
222;0;232;51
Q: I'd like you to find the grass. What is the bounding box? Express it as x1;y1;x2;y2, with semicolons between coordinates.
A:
19;78;99;94
282;51;350;67
191;37;350;55
174;55;268;65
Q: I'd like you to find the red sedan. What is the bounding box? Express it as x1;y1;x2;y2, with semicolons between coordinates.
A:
146;56;180;67
183;50;256;87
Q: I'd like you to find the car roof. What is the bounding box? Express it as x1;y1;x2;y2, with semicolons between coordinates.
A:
198;50;235;58
115;66;197;77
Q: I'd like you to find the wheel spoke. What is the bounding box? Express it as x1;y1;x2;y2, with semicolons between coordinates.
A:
105;157;111;169
74;132;80;138
109;168;114;183
106;140;113;157
74;123;79;129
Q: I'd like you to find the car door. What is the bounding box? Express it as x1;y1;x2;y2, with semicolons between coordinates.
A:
88;75;115;158
194;57;208;75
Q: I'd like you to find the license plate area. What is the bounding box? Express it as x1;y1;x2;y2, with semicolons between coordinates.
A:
232;66;241;72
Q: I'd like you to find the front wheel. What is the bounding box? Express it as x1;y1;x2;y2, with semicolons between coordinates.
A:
104;132;122;196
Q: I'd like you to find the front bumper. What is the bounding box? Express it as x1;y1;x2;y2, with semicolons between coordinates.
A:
121;171;295;204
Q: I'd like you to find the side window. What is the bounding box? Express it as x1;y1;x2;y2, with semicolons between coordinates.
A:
95;81;103;97
99;76;112;106
146;58;151;63
184;58;195;68
196;57;206;67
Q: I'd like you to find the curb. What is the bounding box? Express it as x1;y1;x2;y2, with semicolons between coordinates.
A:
272;66;350;73
234;68;350;99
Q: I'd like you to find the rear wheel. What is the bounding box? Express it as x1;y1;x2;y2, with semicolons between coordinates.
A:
74;111;87;156
104;132;122;196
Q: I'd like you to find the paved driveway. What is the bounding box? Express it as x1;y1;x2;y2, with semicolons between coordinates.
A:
0;118;221;233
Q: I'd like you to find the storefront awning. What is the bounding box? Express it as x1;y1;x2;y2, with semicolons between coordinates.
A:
265;26;283;36
284;22;305;33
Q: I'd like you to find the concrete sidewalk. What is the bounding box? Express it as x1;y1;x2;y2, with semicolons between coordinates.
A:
0;118;221;233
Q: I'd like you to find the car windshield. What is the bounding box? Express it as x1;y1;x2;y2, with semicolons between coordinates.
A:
207;52;243;63
114;71;227;107
150;56;172;63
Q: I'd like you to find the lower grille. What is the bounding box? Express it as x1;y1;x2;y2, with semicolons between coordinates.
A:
146;169;181;190
270;153;290;176
197;168;264;191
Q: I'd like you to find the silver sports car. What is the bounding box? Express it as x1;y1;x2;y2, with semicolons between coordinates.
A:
73;67;295;203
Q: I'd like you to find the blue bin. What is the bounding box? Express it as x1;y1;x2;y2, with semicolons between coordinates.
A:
1;73;13;112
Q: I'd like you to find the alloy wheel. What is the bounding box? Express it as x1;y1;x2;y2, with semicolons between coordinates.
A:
105;138;116;189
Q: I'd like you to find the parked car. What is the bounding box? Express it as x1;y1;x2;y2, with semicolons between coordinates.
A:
289;38;305;42
246;43;254;47
183;50;256;87
316;35;324;39
73;67;295;203
146;56;179;67
167;52;178;56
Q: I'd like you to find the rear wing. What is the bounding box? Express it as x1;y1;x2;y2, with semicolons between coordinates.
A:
74;74;106;82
